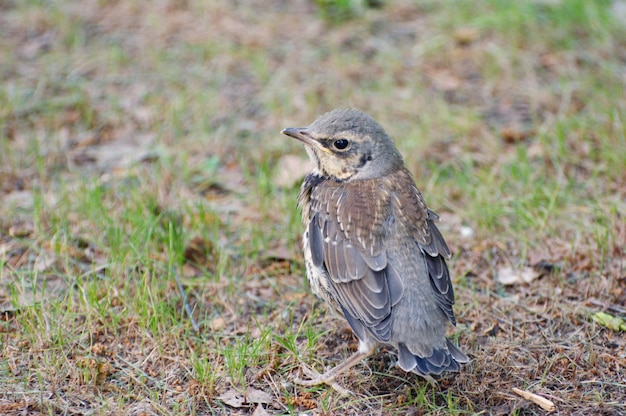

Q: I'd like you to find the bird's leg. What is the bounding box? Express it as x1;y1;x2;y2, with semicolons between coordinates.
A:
294;342;376;395
295;363;352;396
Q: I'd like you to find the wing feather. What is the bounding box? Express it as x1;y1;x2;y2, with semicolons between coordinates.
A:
306;177;403;343
389;170;457;325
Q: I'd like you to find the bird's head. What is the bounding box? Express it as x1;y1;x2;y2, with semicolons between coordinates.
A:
281;108;404;182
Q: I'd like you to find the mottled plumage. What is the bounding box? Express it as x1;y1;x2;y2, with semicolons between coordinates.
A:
282;109;467;390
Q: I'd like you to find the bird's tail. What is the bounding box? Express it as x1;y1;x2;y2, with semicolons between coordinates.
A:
397;339;469;376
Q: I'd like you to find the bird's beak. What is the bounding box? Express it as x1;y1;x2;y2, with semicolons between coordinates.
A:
281;127;331;154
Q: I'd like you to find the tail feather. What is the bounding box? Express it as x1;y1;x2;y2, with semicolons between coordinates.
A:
446;338;469;364
397;340;468;376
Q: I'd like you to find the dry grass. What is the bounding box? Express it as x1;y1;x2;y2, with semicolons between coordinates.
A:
1;0;625;415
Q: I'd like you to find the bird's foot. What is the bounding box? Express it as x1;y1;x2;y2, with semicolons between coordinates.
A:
293;363;351;396
423;374;438;387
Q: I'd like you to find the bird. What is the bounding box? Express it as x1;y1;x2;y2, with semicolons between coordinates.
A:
281;108;468;392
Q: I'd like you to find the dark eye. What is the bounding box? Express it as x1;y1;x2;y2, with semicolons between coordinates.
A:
333;139;350;150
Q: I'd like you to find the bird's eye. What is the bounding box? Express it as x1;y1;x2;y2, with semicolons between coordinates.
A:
333;139;350;150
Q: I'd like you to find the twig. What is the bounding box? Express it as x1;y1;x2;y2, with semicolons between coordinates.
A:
174;269;199;333
512;387;556;412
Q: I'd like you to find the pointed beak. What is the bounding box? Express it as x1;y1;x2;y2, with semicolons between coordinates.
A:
281;127;331;154
281;127;313;145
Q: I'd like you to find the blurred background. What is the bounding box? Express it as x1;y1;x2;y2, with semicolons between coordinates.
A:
1;0;625;414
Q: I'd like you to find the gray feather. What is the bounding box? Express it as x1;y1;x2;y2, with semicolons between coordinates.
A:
308;215;324;268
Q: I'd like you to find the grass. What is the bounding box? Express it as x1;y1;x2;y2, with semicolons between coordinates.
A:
1;0;625;414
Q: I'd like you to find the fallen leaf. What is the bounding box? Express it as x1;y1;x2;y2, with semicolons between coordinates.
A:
218;387;272;408
34;252;57;272
592;312;626;332
246;387;272;404
183;236;217;271
496;266;539;285
252;404;270;416
218;389;246;408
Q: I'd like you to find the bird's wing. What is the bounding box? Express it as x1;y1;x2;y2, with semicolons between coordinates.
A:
307;179;403;342
388;170;456;325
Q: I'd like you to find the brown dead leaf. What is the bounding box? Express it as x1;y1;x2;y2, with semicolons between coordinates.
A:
218;387;272;408
218;389;246;407
183;236;217;271
252;403;270;416
33;252;57;272
496;266;540;285
246;388;272;405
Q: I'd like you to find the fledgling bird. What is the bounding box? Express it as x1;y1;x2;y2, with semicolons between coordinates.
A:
281;109;468;390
